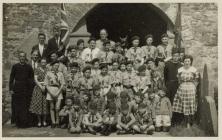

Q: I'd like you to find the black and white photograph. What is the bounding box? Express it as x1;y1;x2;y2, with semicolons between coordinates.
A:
2;2;219;137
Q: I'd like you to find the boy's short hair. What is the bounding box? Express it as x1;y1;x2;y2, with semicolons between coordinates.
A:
103;40;111;46
138;65;146;72
146;58;155;64
65;96;73;102
88;37;96;44
172;47;179;55
91;58;100;65
82;66;91;73
107;91;116;100
120;91;129;99
77;39;84;46
38;32;46;38
126;60;133;65
138;103;147;109
99;63;108;70
161;33;168;39
69;62;79;68
67;45;77;53
50;60;59;66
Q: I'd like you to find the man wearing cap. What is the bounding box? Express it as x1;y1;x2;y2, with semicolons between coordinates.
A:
96;29;115;51
81;37;100;63
48;25;66;60
31;33;49;62
126;36;145;68
164;47;182;126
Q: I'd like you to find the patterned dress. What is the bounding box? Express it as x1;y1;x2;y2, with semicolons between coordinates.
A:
172;66;199;115
29;67;48;115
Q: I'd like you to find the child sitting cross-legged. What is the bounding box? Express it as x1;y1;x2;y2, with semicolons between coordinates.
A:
132;103;155;135
100;102;118;136
116;103;136;135
82;101;103;135
59;97;73;129
69;98;83;134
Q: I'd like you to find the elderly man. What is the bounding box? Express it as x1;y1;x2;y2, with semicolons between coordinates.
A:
96;29;115;51
9;52;34;128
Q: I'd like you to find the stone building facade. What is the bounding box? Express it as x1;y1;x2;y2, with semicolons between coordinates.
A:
2;3;217;112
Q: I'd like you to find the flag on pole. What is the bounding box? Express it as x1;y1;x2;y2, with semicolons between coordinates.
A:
174;3;182;49
60;3;70;56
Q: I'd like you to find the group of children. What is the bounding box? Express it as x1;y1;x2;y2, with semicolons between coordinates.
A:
29;33;185;135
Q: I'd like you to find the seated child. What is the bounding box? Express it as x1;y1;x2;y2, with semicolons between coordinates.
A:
116;103;136;134
155;90;172;132
116;91;131;113
69;99;83;134
101;102;118;136
132;103;155;135
82;101;103;135
59;97;73;129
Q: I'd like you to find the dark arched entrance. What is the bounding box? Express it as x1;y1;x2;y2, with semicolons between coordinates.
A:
85;3;169;46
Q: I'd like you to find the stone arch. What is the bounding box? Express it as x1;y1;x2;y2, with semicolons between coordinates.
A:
67;3;178;45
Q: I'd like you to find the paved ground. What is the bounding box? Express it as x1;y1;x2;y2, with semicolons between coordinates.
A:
2;123;171;137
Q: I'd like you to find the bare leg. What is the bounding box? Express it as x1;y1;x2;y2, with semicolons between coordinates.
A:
37;115;41;126
55;99;61;125
49;101;55;124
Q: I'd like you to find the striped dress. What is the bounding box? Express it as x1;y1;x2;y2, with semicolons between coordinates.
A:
172;66;199;115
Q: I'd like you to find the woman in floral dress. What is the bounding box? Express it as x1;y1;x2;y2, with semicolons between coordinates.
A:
29;58;48;127
172;55;199;128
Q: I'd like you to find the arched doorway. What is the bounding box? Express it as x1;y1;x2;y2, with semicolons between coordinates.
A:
71;3;175;46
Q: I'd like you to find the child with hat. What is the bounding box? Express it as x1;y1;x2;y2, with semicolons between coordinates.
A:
125;36;145;66
141;34;157;61
132;103;155;135
82;101;103;135
156;33;174;62
116;103;136;134
101;102;118;136
155;90;172;132
69;98;83;134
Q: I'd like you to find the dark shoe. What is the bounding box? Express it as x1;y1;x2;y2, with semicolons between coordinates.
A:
147;130;154;135
89;131;97;135
155;127;161;132
51;124;56;128
162;126;169;132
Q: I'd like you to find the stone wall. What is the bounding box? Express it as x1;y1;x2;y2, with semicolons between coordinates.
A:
181;3;218;96
2;3;61;112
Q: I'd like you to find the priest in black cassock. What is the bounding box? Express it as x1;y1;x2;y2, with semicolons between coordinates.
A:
9;52;34;128
164;48;183;126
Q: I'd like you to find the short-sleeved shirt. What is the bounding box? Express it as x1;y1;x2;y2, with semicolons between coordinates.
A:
141;45;157;60
99;51;114;64
44;71;65;87
97;74;112;89
81;47;100;63
126;47;144;63
122;71;137;86
109;70;122;84
134;75;151;90
78;76;95;90
134;111;153;125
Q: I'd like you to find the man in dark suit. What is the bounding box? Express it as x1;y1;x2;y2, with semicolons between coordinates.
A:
47;25;66;63
31;33;49;62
